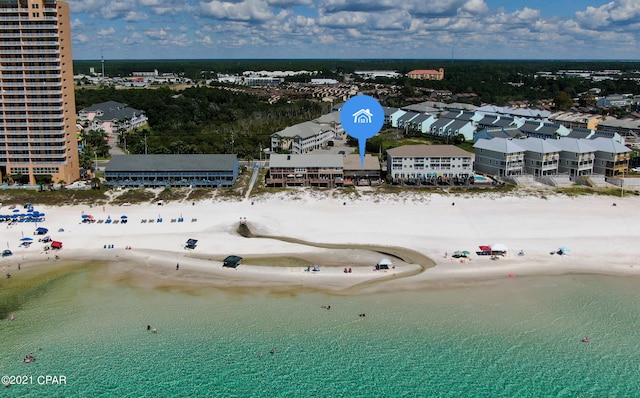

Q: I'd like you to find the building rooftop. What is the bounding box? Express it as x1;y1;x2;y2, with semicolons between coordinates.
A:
387;144;473;158
553;138;596;153
516;137;560;153
80;101;145;121
105;154;238;172
314;111;341;125
269;154;343;168
272;121;331;139
587;137;632;153
343;154;381;171
474;138;525;154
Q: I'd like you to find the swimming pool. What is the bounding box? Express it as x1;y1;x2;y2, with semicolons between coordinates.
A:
474;175;489;182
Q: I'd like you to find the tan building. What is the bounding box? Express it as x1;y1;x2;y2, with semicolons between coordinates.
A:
0;0;79;185
267;154;344;188
343;154;381;186
407;68;445;81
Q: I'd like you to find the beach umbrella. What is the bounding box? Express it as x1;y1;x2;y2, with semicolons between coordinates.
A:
377;258;393;266
120;215;127;219
12;209;20;213
20;237;33;241
82;214;89;219
462;250;471;256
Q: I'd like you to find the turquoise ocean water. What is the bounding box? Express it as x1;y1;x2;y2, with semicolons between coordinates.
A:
2;268;640;397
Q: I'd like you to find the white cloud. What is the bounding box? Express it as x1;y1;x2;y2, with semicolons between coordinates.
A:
96;27;116;37
199;0;275;22
267;0;313;7
575;0;640;28
67;0;640;59
124;11;149;22
145;28;171;40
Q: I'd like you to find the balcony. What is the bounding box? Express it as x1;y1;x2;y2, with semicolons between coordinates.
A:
0;49;60;55
0;66;61;71
0;89;62;95
3;98;63;104
2;81;62;87
1;121;64;128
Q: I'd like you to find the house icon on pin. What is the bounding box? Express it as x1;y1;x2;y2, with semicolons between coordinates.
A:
352;108;373;124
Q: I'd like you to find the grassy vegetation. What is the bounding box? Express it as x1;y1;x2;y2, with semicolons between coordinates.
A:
247;169;274;197
155;188;190;203
0;174;636;209
0;188;109;207
557;186;639;197
109;188;157;205
186;189;216;202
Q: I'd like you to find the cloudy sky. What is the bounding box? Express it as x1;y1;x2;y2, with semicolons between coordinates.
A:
67;0;640;60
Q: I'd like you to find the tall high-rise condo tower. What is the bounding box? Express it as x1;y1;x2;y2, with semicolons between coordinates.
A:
0;0;79;186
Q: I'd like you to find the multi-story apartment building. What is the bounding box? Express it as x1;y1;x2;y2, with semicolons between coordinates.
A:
407;68;445;81
473;138;526;176
589;137;632;176
270;120;335;154
553;137;596;176
266;154;344;188
0;0;79;185
386;144;474;184
78;101;148;135
515;137;560;176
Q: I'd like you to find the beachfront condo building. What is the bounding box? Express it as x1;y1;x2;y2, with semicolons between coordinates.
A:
267;154;344;188
0;0;79;186
386;144;474;185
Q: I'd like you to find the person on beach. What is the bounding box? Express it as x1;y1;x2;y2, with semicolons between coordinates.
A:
176;263;179;270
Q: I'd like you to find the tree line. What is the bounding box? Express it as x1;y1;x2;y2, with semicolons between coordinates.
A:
75;86;325;167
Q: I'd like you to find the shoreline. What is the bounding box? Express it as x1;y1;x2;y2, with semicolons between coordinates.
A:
1;191;640;301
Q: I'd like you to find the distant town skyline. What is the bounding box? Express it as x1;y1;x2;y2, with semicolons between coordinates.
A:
68;0;640;61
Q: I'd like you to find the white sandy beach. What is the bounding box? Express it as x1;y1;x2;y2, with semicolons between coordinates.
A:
2;190;639;293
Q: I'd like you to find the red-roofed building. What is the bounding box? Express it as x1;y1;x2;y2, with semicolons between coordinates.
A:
407;68;445;81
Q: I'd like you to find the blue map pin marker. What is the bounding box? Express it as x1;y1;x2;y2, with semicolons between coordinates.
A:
340;95;384;168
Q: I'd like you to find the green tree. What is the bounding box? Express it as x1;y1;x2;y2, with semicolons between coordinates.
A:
553;91;574;110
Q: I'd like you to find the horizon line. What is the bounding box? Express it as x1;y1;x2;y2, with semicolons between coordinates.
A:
73;58;640;62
